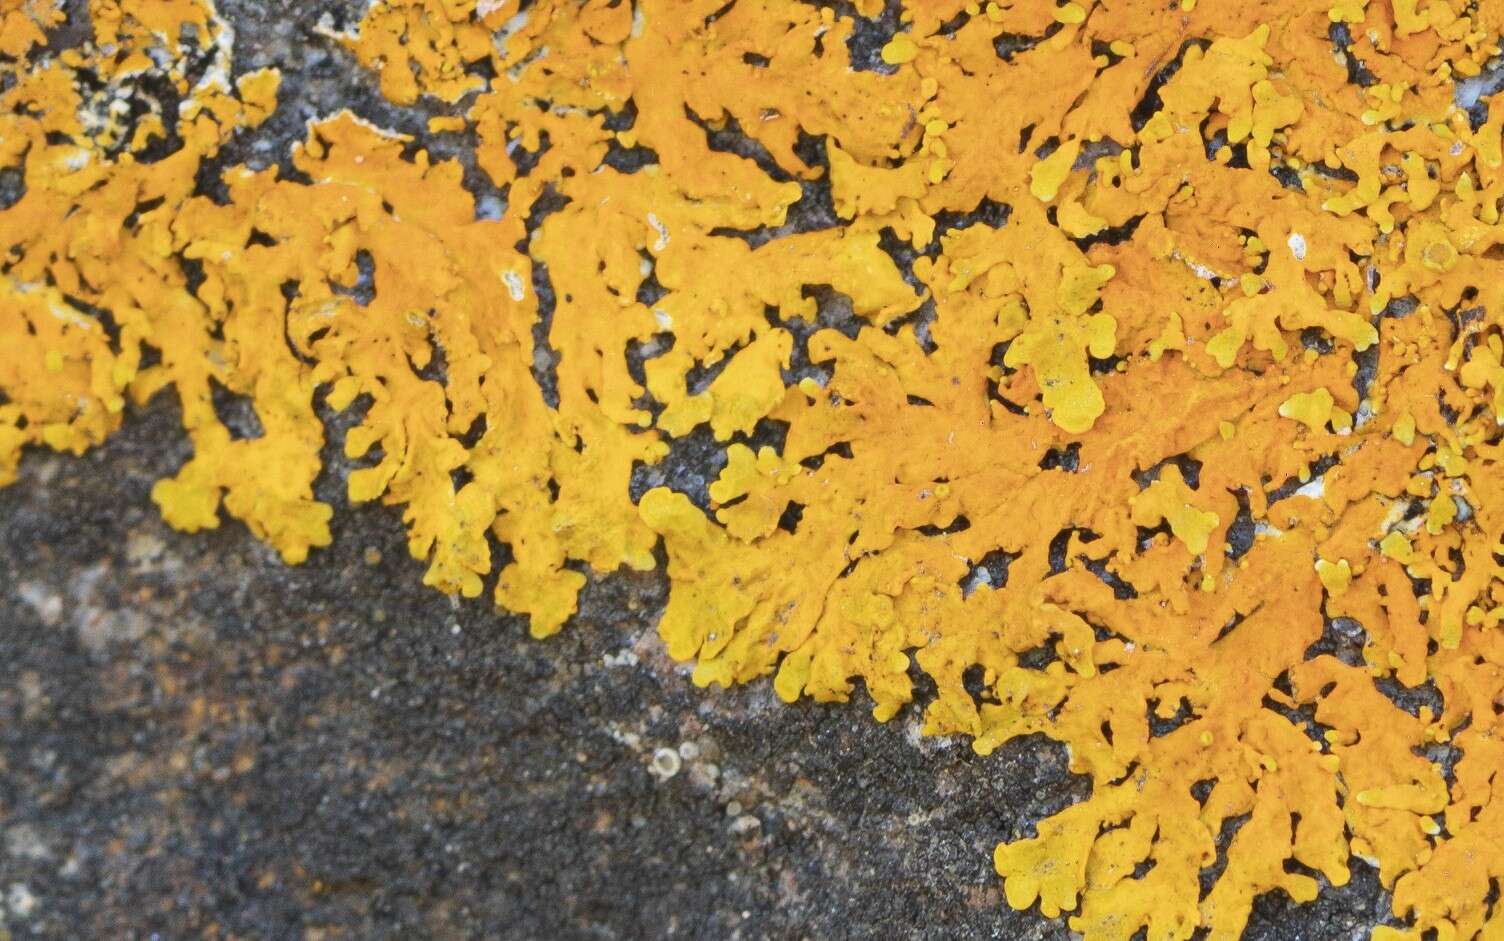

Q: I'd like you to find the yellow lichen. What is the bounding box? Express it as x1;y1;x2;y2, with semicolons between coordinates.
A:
9;0;1504;937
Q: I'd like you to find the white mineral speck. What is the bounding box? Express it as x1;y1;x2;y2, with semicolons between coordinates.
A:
16;583;62;626
1294;476;1326;500
646;212;669;251
477;195;503;220
502;269;526;301
4;824;51;862
650;747;681;780
602;649;638;668
1287;232;1307;261
6;883;38;919
688;762;720;789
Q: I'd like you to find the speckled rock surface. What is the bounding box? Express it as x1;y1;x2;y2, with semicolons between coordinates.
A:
0;4;1396;939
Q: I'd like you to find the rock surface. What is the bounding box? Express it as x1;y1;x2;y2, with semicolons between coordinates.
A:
0;3;1395;938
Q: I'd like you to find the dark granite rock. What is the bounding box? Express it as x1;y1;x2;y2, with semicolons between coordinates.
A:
0;400;1084;939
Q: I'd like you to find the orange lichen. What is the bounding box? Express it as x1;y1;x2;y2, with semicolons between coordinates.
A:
8;0;1504;937
0;0;61;56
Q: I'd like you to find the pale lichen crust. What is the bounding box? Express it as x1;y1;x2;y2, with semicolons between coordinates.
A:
6;0;1504;936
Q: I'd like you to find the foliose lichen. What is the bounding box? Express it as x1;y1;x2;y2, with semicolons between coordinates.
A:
8;1;1504;936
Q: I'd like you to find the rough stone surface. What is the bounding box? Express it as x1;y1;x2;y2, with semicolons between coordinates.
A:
1;400;1086;940
0;3;1395;938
